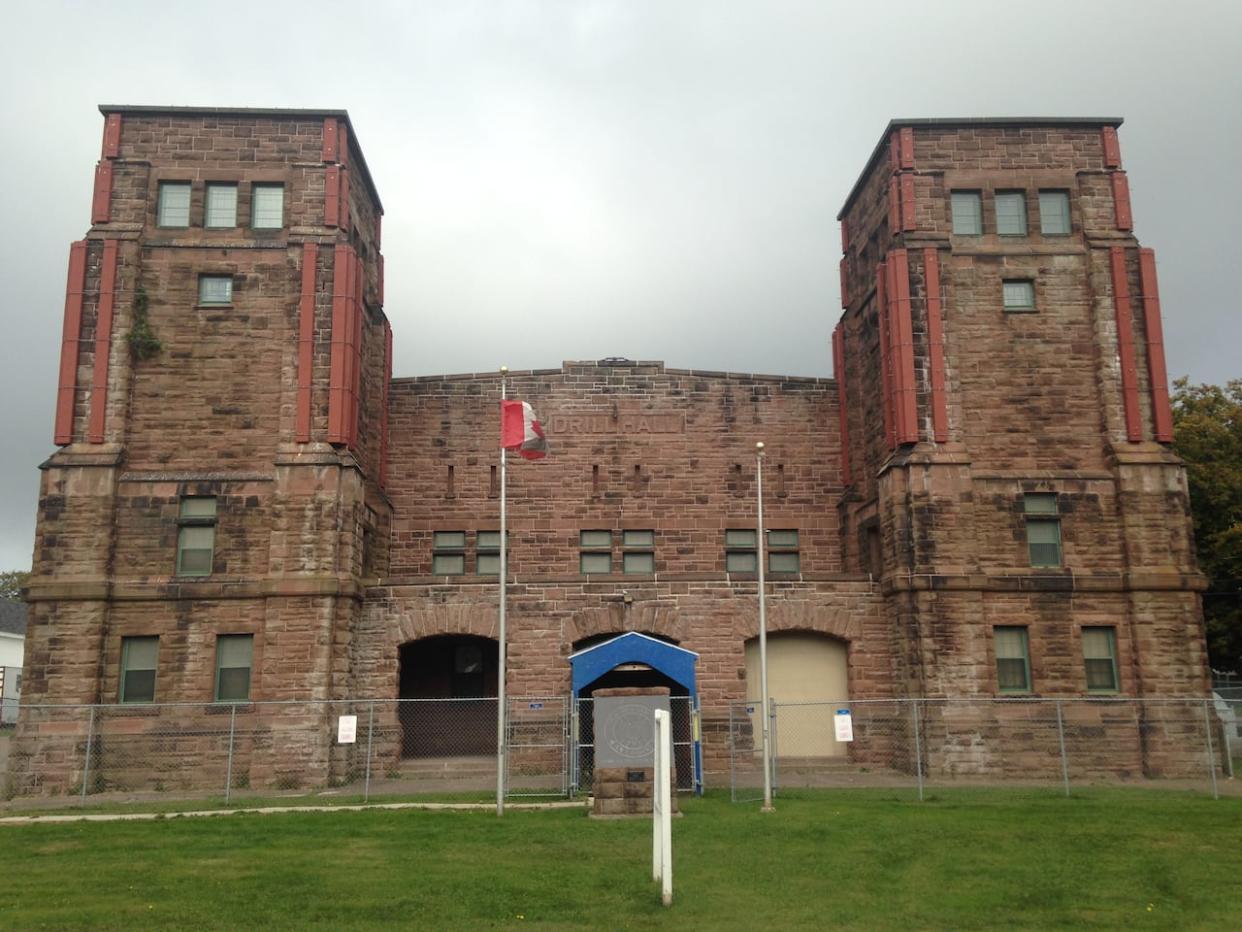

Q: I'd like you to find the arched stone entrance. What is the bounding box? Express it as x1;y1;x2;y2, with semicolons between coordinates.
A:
397;635;498;758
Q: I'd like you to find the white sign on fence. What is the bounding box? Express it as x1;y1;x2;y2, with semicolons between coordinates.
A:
834;708;854;743
337;714;358;744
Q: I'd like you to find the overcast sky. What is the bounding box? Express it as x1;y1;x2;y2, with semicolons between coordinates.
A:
1;0;1239;571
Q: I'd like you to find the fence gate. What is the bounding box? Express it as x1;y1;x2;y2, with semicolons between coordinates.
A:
505;696;569;798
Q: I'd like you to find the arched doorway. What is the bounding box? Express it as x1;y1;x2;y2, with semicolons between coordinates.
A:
398;635;498;758
745;632;849;758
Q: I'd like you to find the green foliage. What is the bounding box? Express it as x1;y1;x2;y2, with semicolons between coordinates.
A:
127;286;161;360
0;569;29;601
1172;377;1242;674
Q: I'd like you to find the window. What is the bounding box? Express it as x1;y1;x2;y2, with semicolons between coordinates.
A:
622;530;655;574
432;531;466;575
951;191;983;235
580;530;612;574
204;183;238;228
476;531;505;576
767;529;800;573
176;497;217;576
1023;493;1062;566
994;626;1031;693
725;529;757;573
1002;280;1036;311
995;191;1027;235
198;275;233;306
1083;627;1119;692
1039;190;1071;236
120;636;158;703
157;182;191;227
251;184;284;229
215;634;253;702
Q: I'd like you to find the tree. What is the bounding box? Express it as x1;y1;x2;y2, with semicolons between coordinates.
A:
1172;377;1242;675
0;569;30;602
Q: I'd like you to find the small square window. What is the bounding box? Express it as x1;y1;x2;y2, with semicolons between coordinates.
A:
205;183;238;228
1002;280;1035;311
215;634;253;702
580;551;612;574
951;191;983;235
994;626;1031;693
157;182;191;227
622;530;654;548
580;530;612;549
995;191;1028;236
1023;494;1062;567
1083;627;1119;692
177;497;217;576
120;636;159;703
251;184;284;229
1039;190;1071;236
199;275;234;306
432;531;465;575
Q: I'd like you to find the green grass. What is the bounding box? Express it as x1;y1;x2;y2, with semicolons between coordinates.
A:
2;789;1241;930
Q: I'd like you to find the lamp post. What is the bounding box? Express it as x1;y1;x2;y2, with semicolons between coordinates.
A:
756;441;773;811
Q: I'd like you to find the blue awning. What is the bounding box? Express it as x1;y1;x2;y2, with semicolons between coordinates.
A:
568;632;699;696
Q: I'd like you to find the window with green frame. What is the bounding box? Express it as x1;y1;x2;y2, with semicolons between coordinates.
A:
1082;627;1119;692
176;497;217;576
432;531;466;575
476;531;504;576
994;626;1031;693
157;181;191;227
725;529;757;572
215;634;253;702
120;636;158;703
951;191;983;235
622;529;655;574
580;530;612;574
251;183;284;229
767;529;800;573
1023;493;1062;566
995;190;1028;235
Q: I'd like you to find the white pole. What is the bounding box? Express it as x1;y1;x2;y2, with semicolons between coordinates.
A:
756;441;773;812
496;365;508;817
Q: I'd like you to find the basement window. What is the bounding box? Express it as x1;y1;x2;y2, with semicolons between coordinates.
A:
176;497;217;576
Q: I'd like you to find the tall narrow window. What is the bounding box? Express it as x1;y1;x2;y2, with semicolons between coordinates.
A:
204;183;238;228
1023;493;1062;566
176;497;217;576
951;191;983;235
251;183;284;229
725;529;757;572
1039;190;1071;235
580;530;612;574
157;182;191;227
432;532;466;575
477;531;503;576
995;191;1028;235
994;626;1031;693
120;636;159;703
622;530;655;574
1083;627;1119;692
215;634;253;702
767;529;800;573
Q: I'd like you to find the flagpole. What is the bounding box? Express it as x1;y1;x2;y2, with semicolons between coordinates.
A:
756;440;773;812
497;365;508;817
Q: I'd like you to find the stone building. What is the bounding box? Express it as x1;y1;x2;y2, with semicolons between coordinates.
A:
13;107;1209;791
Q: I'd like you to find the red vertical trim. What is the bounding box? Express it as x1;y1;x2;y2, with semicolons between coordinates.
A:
840;218;849;253
885;258;902;443
1101;126;1122;169
888;132;900;171
876;262;894;451
340;168;351;232
832;324;852;487
324;165;340;227
380;321;393;488
340;251;357;448
1111;172;1133;231
1138;249;1174;442
898;127;915;169
1110;246;1143;442
322;117;338;162
338;122;350;167
891;248;917;445
350;254;364;449
888;176;900;233
923;248;949;443
296;243;318;442
87;240;119;443
91;161;113;224
101;113;121;159
327;245;351;444
378;254;385;307
900;174;916;231
839;257;849;309
55;241;89;445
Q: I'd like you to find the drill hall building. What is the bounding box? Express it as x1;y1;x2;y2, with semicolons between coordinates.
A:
12;107;1212;795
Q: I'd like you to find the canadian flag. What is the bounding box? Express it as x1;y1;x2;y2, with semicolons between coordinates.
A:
500;400;549;460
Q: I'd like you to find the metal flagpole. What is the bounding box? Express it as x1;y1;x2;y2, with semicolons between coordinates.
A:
756;441;773;812
496;365;508;816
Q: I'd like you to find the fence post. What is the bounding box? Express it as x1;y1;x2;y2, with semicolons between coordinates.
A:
911;699;924;802
1203;698;1219;800
1055;699;1070;797
80;704;96;805
364;700;375;803
1224;705;1235;780
224;704;237;804
769;700;779;797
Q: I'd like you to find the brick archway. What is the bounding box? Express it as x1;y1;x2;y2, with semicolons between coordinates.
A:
565;602;685;646
393;603;499;645
735;600;862;644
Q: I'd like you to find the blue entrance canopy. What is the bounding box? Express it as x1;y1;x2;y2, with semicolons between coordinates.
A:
568;632;699;696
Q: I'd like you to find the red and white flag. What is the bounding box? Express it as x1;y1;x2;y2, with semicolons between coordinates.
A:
500;400;549;460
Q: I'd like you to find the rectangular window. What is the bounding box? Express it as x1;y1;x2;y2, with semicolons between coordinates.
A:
994;626;1031;693
251;184;284;229
157;182;191;227
767;529;800;573
176;497;217;576
580;530;612;574
951;191;983;235
432;531;466;575
215;634;253;702
1023;493;1062;566
476;531;505;576
198;275;233;306
622;529;655;574
1039;190;1071;236
1083;627;1119;692
725;528;757;573
204;183;238;228
995;191;1028;236
1002;280;1036;311
120;636;158;703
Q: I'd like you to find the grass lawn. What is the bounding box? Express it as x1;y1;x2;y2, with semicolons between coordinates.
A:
2;789;1240;930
